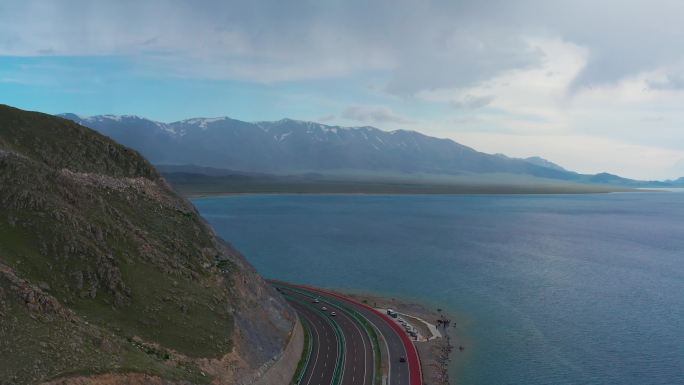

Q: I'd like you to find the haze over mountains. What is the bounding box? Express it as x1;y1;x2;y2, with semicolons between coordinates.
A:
60;114;683;188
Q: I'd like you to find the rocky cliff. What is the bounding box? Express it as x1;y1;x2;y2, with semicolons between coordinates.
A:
0;105;296;384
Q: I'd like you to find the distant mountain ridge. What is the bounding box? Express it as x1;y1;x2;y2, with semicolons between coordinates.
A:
60;113;682;187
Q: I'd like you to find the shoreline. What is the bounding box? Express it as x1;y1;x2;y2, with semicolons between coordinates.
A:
161;169;654;197
341;291;461;385
185;189;640;199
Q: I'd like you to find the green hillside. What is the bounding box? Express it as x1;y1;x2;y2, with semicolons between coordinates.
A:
0;105;294;384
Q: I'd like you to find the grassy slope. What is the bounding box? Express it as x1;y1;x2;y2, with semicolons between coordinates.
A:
0;105;292;384
0;270;208;384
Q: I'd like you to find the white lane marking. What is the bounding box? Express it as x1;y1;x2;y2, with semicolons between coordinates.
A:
345;310;369;385
297;289;375;385
358;312;395;385
300;309;321;385
290;288;380;385
317;296;370;385
320;299;361;385
387;323;408;385
289;291;341;385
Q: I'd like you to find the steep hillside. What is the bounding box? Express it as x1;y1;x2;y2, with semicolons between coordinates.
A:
60;114;578;180
0;105;296;384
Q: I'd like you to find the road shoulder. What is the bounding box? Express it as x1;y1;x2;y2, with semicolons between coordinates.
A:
253;317;305;385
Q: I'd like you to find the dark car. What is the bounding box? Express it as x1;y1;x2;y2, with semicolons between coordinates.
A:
399;356;406;363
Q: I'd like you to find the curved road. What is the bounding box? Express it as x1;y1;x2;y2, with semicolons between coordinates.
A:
284;288;375;385
274;281;421;385
288;298;340;385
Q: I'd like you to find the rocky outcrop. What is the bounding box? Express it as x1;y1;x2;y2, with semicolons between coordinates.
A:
252;318;304;385
0;104;297;384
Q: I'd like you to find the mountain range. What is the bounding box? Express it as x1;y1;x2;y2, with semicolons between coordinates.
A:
60;114;683;188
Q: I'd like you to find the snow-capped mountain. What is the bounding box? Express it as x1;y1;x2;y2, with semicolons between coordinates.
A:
59;113;578;179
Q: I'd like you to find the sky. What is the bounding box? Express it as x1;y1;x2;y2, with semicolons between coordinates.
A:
2;0;684;180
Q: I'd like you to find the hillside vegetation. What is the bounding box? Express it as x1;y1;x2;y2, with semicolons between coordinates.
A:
0;105;295;384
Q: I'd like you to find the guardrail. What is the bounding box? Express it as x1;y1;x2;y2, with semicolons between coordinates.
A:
290;317;313;385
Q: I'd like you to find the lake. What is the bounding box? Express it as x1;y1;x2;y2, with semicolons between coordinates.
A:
192;193;684;385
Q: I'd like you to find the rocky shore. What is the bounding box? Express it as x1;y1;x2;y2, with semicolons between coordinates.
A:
344;292;460;385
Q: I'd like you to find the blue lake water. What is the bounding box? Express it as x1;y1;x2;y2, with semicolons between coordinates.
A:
192;193;684;385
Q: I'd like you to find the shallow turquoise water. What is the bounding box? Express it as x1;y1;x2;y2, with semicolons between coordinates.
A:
192;193;684;384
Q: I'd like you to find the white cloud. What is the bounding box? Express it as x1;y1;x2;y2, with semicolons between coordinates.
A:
414;37;684;179
670;159;684;179
3;1;684;178
450;95;495;110
418;37;587;133
317;114;336;122
0;1;541;88
341;106;413;125
451;132;684;180
4;0;684;92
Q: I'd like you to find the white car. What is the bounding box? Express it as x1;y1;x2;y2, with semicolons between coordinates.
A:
321;306;328;311
330;311;337;316
313;298;320;303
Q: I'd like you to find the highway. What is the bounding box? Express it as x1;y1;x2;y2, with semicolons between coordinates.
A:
288;299;340;385
273;281;421;385
348;301;410;385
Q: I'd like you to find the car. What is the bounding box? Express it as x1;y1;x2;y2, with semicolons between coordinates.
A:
321;306;328;311
330;311;337;316
313;298;320;303
399;356;406;363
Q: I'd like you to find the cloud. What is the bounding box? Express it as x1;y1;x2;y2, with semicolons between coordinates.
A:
448;131;684;180
647;74;684;90
341;105;413;124
3;0;684;94
317;114;335;122
450;95;495;110
671;158;684;178
0;1;616;92
411;35;684;179
4;0;684;178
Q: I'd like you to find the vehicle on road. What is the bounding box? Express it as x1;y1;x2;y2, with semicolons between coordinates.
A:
313;298;320;303
321;306;328;311
399;356;406;363
330;311;337;316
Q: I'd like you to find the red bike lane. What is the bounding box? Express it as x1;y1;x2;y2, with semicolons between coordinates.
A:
270;280;423;385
